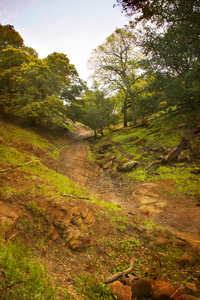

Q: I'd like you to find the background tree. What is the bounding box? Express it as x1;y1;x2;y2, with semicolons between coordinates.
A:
82;89;117;138
88;27;142;127
116;0;200;113
0;25;84;129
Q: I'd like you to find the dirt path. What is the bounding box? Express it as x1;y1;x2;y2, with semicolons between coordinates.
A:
61;131;200;251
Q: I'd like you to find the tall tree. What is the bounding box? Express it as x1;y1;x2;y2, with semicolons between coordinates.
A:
116;0;200;110
0;24;24;50
89;27;141;127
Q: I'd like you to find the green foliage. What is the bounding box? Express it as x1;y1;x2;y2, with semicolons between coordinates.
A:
18;95;67;127
0;24;24;50
0;26;84;129
82;89;117;136
89;26;143;126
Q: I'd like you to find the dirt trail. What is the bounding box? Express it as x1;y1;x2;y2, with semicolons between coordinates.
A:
61;130;200;251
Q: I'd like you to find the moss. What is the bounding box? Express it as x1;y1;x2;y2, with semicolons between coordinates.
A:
148;164;200;196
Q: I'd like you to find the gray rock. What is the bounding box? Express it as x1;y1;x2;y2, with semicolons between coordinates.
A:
117;160;140;172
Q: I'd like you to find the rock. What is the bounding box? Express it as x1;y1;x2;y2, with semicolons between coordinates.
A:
110;281;132;300
103;160;113;169
81;208;89;219
84;210;95;224
156;237;172;246
148;242;156;250
47;225;59;241
176;295;200;300
152;280;178;299
124;277;153;298
117;160;140;172
68;238;82;250
179;254;195;267
190;168;200;175
185;282;198;293
98;143;113;154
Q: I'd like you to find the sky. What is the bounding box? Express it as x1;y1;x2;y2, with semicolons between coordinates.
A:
0;0;132;85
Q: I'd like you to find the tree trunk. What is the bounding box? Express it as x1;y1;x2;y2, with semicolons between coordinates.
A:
124;107;128;127
165;137;192;163
130;91;136;126
100;127;104;137
94;129;97;139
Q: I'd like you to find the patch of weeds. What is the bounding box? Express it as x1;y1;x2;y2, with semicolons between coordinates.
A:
0;186;14;196
27;200;46;217
142;220;160;230
109;237;140;255
108;211;129;232
126;167;148;182
75;275;114;300
86;144;96;163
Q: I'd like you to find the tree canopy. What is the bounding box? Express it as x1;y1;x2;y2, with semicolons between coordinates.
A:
0;24;85;129
115;0;200;114
89;27;144;126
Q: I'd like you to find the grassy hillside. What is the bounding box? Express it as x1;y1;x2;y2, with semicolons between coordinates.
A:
91;111;200;198
0;115;200;299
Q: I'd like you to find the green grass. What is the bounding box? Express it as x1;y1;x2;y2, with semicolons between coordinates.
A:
0;236;61;299
75;275;114;300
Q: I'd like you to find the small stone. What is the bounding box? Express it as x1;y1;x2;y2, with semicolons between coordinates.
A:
156;237;172;246
68;238;82;250
179;254;195;267
84;211;95;224
103;160;113;169
81;208;89;219
148;242;156;250
152;280;178;299
110;281;132;300
185;282;198;292
176;238;187;247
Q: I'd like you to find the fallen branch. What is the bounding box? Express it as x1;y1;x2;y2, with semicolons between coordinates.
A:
103;258;136;284
146;138;193;170
0;160;37;173
60;193;91;200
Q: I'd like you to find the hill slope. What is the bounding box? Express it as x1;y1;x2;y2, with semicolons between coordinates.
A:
0;116;200;299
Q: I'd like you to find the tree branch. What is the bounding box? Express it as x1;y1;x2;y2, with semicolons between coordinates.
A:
103;258;136;284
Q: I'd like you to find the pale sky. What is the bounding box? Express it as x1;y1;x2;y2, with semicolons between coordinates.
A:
0;0;131;85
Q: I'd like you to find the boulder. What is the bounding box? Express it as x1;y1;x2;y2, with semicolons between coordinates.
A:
110;281;132;300
124;277;153;298
117;160;140;172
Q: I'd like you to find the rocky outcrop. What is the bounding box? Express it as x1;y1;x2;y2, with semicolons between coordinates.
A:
47;203;95;250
